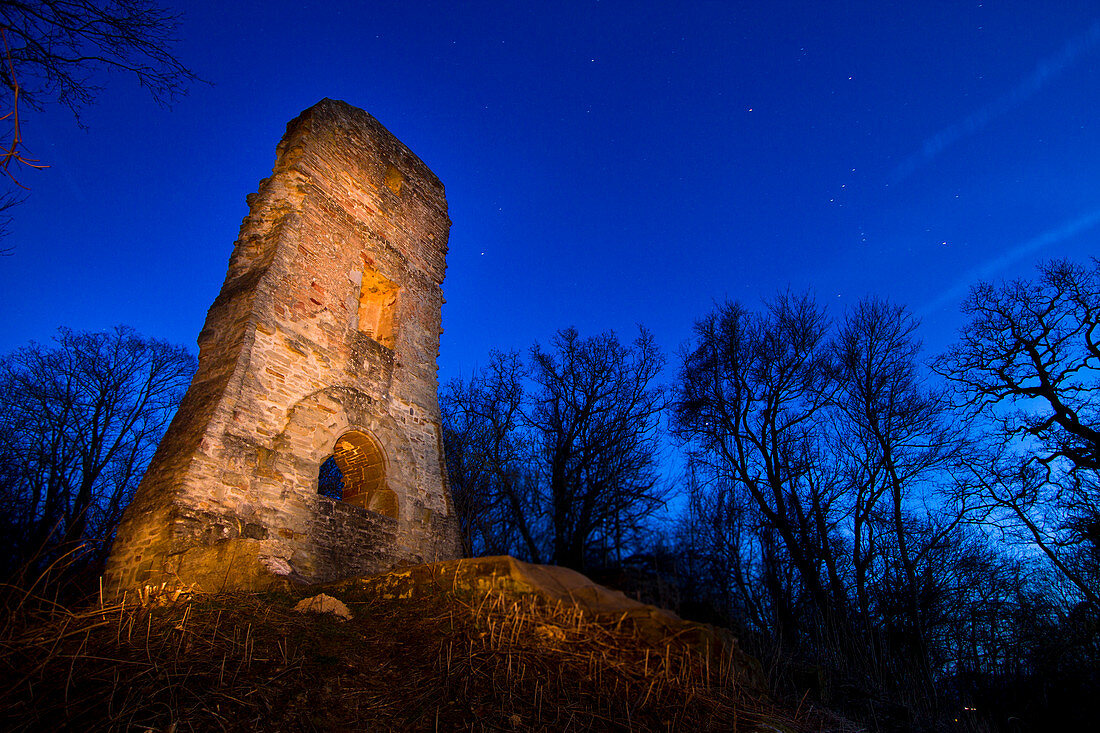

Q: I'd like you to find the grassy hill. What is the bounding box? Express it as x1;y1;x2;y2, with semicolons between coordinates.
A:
1;557;853;731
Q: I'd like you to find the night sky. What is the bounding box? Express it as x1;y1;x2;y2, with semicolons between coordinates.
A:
1;1;1098;383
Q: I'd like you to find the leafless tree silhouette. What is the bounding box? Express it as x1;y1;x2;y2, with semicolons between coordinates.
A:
0;326;195;580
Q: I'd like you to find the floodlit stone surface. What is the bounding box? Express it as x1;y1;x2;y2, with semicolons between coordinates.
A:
106;99;462;592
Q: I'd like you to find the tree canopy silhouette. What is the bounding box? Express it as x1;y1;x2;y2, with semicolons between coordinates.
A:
441;327;668;572
0;325;194;581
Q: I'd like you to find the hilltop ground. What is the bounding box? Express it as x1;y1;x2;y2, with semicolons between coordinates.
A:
1;557;854;732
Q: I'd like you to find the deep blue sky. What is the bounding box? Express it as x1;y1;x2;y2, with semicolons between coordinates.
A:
1;1;1098;383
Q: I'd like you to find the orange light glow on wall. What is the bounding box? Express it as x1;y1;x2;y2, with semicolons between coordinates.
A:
358;268;399;348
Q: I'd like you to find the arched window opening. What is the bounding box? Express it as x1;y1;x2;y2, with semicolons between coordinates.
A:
316;429;398;519
318;456;344;500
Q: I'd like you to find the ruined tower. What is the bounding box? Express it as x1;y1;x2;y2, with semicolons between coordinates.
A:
106;99;462;592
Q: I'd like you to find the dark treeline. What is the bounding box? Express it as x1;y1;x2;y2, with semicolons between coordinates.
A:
442;258;1100;732
0;326;195;587
0;260;1096;730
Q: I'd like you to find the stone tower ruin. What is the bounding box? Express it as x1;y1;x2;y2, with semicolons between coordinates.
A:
106;99;462;592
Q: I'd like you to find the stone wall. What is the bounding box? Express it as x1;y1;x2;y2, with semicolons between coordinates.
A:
105;99;462;592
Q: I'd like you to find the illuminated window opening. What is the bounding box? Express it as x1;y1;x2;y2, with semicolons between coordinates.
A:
317;430;398;519
358;268;399;349
318;456;345;500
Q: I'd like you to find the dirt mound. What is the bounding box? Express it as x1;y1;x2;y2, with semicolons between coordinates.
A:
336;555;762;679
1;558;851;731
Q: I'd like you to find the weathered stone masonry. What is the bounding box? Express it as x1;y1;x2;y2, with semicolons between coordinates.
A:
105;99;462;592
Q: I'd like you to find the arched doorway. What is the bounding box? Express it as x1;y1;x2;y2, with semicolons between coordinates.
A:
317;429;398;518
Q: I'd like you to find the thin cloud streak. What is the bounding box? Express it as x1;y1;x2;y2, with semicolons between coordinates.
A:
919;208;1100;317
892;20;1100;184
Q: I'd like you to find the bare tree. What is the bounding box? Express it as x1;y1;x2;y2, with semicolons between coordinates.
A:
441;350;543;561
668;279;1100;729
441;327;668;572
0;0;198;187
529;327;668;570
674;293;986;723
937;259;1100;469
936;258;1100;607
833;298;968;670
0;325;195;579
674;293;845;636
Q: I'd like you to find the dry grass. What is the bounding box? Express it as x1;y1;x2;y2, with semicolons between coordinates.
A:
0;574;860;732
